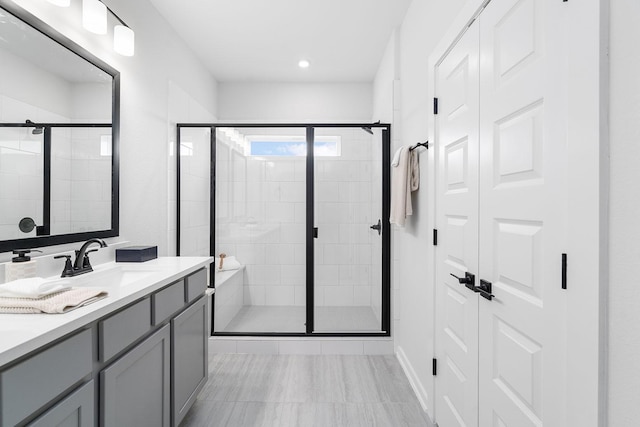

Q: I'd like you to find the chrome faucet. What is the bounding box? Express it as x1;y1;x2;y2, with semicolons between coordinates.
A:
55;238;108;277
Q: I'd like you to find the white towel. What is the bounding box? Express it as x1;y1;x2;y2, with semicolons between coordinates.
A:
391;147;403;166
214;256;242;271
0;277;71;299
0;288;108;314
390;146;420;227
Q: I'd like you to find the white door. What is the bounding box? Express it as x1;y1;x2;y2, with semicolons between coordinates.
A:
434;21;480;427
477;0;567;425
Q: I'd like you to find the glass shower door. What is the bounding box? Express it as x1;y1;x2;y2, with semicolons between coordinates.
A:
213;126;307;333
313;127;383;332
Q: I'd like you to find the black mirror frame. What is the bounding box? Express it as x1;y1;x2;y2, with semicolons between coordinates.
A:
0;1;120;253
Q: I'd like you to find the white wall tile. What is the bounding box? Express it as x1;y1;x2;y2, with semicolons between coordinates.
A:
246;265;280;285
244;285;265;305
281;265;305;285
280;181;305;202
324;286;354;306
266;202;295;223
323;244;351;265
294;202;306;224
265;243;295;265
236;243;266;265
353;286;372;305
294;286;306;306
280;223;305;243
316;265;339;286
266;161;295;182
265;285;295;305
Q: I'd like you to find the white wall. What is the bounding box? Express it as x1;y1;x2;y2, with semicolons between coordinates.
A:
371;0;469;416
218;82;372;122
608;0;640;424
0;0;217;262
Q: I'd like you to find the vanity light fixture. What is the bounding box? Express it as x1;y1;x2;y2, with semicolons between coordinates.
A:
298;59;310;69
80;0;135;56
82;0;107;34
113;23;134;56
46;0;71;7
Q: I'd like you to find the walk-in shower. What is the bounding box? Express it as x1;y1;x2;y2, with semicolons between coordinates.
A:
177;123;390;336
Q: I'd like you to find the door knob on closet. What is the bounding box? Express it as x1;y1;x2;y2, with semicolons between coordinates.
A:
450;272;476;291
476;279;495;301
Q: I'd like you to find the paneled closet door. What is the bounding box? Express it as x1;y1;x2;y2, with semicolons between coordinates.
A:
477;0;568;425
434;21;481;427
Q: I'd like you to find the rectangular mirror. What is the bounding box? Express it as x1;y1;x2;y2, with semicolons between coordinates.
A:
0;2;119;252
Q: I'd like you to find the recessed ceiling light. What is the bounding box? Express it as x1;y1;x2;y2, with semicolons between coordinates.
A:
298;60;310;69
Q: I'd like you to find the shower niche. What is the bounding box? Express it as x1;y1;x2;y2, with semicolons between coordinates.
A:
177;124;390;336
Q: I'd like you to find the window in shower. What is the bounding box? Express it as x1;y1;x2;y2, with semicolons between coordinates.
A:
177;123;390;337
248;136;341;157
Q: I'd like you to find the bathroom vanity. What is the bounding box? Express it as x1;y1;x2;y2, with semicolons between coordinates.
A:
0;256;212;427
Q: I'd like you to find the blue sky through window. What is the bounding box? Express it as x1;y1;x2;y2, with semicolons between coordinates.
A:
250;140;339;156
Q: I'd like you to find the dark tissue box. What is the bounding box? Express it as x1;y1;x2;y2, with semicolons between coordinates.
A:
116;246;158;263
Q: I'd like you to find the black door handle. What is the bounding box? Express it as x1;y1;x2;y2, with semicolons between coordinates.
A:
476;279;494;301
370;219;381;236
450;272;476;291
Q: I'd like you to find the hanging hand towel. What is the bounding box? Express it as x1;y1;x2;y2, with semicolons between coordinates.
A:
390;146;420;227
0;288;108;314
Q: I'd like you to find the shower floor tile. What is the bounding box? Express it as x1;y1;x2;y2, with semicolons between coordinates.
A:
220;306;381;333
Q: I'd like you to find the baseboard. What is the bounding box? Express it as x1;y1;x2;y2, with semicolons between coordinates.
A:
208;336;395;355
396;346;431;415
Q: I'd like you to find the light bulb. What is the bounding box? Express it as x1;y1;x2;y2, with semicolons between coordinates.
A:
82;0;107;35
298;60;310;69
114;25;135;56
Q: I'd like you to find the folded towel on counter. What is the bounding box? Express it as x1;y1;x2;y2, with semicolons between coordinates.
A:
214;256;242;271
0;277;71;299
0;288;108;314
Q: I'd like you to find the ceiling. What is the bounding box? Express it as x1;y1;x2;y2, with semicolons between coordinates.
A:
149;0;412;83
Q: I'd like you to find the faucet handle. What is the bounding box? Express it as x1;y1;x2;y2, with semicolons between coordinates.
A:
54;255;74;278
82;249;99;268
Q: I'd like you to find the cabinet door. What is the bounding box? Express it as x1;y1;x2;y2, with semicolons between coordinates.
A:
172;296;208;427
27;381;94;427
101;325;170;427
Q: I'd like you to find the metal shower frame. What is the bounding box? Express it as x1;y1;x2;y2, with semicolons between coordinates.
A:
176;123;391;338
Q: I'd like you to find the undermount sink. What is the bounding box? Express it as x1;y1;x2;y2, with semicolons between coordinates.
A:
62;265;156;288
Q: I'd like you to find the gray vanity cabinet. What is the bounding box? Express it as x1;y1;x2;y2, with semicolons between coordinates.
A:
172;295;208;426
101;325;171;427
27;381;94;427
0;267;209;427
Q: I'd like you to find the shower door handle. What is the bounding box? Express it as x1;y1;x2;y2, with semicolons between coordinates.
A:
370;219;381;236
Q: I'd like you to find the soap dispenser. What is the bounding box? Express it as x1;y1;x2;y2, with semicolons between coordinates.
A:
5;249;41;282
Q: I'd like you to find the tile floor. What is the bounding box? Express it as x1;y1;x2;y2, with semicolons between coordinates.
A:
181;354;433;427
221;306;381;333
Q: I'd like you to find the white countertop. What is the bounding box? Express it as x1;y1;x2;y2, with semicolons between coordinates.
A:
0;256;213;368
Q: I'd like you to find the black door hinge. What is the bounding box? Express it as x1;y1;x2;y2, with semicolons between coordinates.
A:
434;98;439;115
432;358;437;376
562;253;567;289
433;229;438;246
